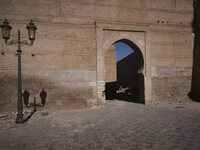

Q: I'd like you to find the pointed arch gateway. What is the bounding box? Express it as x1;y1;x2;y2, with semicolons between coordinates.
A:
96;23;152;105
104;39;145;103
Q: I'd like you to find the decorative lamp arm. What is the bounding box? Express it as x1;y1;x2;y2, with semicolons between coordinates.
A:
21;40;33;46
5;39;18;46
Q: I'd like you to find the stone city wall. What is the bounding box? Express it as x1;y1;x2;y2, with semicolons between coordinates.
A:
152;66;192;104
0;0;194;111
105;45;117;83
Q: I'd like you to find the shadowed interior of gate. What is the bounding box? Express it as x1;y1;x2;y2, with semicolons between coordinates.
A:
104;39;145;104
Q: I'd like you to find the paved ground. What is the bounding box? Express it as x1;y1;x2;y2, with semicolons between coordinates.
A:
0;100;200;150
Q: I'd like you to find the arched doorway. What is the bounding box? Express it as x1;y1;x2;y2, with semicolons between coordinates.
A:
96;23;151;106
104;39;145;104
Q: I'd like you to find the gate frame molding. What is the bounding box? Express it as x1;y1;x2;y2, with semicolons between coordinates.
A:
95;22;152;105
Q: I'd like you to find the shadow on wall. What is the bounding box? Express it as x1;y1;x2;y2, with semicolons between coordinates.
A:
105;39;145;104
0;73;93;112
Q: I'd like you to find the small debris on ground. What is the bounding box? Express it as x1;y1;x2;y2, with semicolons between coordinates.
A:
24;110;32;114
0;114;8;118
40;112;49;116
175;106;184;109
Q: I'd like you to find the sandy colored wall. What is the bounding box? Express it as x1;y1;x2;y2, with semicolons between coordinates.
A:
105;45;117;83
0;70;97;112
152;67;192;103
0;0;194;110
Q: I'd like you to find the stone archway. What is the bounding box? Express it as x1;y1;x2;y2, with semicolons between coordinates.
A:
104;39;145;103
96;23;152;105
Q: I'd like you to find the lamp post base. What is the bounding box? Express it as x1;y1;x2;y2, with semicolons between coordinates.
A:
16;113;24;124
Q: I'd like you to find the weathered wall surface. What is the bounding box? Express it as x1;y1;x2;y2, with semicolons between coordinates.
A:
149;0;194;103
152;67;192;103
0;0;98;110
0;0;194;111
105;45;116;83
0;70;97;112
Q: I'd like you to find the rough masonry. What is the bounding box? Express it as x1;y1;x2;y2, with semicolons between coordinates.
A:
0;0;194;111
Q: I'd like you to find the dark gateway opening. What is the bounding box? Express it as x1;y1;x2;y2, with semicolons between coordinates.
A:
105;39;145;104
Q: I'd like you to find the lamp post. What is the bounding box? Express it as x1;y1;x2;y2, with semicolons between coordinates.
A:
0;19;37;124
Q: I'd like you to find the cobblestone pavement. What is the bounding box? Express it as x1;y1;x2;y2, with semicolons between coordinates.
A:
0;100;200;150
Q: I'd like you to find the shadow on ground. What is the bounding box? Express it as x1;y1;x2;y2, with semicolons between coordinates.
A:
105;82;143;104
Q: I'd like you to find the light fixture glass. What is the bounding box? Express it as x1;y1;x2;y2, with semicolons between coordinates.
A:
26;20;37;43
0;19;12;42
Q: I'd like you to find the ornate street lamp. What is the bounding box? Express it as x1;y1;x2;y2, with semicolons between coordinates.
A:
0;19;12;43
26;20;37;44
0;19;37;124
